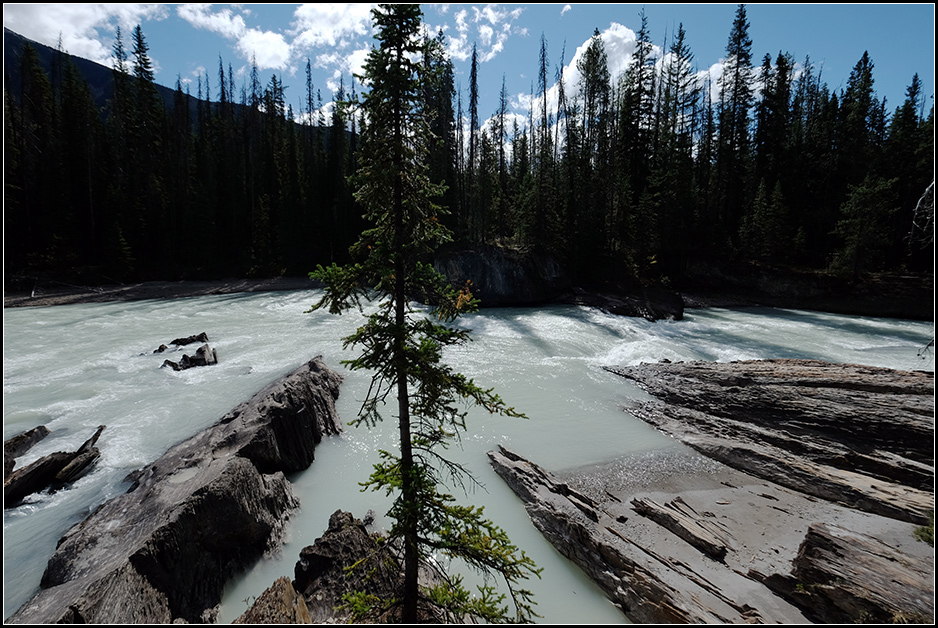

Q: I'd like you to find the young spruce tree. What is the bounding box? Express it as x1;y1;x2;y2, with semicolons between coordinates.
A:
309;5;539;623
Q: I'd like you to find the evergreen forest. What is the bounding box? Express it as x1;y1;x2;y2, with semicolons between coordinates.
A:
4;5;934;292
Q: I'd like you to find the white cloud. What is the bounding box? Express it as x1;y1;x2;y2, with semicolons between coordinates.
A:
479;24;494;48
177;5;291;72
500;22;667;133
286;4;376;94
444;4;524;64
237;29;291;71
176;4;246;40
2;3;167;65
561;5;572;17
347;47;370;83
291;4;374;49
448;8;472;62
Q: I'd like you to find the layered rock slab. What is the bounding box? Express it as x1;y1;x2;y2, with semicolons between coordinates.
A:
6;357;343;624
605;359;934;524
489;358;934;624
490;446;933;624
762;521;934;623
490;446;816;623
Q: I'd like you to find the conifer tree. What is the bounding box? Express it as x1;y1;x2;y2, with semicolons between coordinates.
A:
467;43;483;241
309;5;539;623
577;28;612;267
715;3;754;246
619;8;656;201
830;175;899;278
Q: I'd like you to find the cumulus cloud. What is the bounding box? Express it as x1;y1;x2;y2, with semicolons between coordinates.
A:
2;3;167;65
291;3;374;49
238;29;291;70
176;4;246;39
177;4;291;72
511;23;644;126
287;4;376;94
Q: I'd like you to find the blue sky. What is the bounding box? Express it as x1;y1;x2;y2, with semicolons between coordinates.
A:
4;4;935;130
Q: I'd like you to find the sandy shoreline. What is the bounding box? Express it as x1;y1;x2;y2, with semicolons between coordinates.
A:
3;277;318;308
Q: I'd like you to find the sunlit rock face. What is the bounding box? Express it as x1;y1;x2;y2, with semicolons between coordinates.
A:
435;244;570;307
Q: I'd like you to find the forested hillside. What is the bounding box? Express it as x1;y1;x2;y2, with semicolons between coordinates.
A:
4;5;934;292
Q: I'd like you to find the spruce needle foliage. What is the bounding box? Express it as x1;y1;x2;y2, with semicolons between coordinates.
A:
308;4;539;623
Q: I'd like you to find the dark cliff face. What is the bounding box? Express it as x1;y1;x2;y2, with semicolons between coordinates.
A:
680;258;934;321
433;245;686;321
434;245;571;307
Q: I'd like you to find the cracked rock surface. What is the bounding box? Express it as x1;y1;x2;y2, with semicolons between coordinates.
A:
489;359;934;624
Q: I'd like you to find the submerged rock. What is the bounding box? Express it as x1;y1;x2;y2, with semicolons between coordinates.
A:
559;285;684;321
7;357;343;624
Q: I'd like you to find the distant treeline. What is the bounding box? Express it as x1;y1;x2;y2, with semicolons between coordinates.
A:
4;5;934;289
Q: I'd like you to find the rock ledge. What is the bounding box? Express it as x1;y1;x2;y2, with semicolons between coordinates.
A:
489;358;934;624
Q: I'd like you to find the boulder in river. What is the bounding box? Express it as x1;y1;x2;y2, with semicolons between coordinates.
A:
241;508;457;624
6;357;343;624
233;576;312;624
4;425;104;506
291;509;404;624
160;343;218;371
4;425;50;479
154;332;209;353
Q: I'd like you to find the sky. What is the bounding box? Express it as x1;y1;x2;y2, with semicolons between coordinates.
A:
3;3;935;131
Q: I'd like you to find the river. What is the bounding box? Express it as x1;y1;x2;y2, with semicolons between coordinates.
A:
3;291;933;622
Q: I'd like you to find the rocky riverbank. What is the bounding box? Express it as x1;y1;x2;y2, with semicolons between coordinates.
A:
3;276;317;308
489;359;934;624
6;357;343;624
